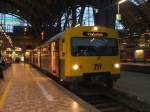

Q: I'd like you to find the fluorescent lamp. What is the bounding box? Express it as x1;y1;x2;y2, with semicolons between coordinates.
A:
118;0;127;4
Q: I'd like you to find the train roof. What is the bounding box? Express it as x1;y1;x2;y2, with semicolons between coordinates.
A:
47;32;64;43
39;32;64;48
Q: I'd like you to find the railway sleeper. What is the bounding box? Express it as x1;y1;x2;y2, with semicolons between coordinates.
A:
95;102;121;108
99;106;128;112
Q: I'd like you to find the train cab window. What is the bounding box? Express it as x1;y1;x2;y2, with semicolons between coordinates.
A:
71;37;118;56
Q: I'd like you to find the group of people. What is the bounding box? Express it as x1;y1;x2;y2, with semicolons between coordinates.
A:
0;53;5;80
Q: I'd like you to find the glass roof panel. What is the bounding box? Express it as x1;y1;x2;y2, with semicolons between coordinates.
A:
129;0;148;6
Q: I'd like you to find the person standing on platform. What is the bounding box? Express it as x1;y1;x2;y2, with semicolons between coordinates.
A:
0;53;5;80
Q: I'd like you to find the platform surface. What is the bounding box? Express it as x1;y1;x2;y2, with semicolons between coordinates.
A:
115;71;150;105
121;62;150;74
121;62;150;66
0;64;97;112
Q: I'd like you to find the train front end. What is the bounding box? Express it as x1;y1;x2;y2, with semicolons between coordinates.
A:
63;26;120;88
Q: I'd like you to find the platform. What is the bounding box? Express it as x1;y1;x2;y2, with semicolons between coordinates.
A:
122;62;150;66
115;71;150;105
121;62;150;73
0;64;98;112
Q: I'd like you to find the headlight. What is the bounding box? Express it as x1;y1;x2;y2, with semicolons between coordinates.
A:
72;64;79;70
114;63;120;69
93;26;98;31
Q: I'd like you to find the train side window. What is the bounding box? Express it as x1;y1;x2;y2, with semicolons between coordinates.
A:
62;39;65;43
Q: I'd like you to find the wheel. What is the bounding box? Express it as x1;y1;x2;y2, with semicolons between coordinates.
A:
69;82;78;91
106;78;113;89
102;78;113;89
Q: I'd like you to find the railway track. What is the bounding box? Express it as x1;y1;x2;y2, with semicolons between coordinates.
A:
69;84;150;112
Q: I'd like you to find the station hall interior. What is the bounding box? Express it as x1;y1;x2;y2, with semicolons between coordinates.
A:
0;0;150;112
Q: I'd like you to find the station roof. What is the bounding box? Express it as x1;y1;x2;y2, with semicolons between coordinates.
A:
0;0;149;35
120;0;150;32
0;0;90;31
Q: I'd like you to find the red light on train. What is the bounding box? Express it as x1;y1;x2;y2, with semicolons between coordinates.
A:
41;31;44;40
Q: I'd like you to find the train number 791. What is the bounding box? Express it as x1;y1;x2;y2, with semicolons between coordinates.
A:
94;64;102;70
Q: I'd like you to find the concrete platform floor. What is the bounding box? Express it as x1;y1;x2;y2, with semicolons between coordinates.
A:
121;62;150;66
115;71;150;105
0;64;98;112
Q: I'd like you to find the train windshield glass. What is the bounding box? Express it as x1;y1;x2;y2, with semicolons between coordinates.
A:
71;37;118;56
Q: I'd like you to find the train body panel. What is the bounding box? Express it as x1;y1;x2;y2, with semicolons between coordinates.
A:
65;57;120;76
121;48;150;62
63;27;120;80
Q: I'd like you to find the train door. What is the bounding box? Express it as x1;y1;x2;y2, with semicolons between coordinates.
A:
37;49;41;68
31;51;34;64
33;50;38;66
50;40;60;77
145;49;150;62
41;47;49;71
135;49;144;62
127;48;135;62
59;38;65;81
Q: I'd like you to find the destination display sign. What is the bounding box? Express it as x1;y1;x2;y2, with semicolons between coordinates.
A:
83;32;108;37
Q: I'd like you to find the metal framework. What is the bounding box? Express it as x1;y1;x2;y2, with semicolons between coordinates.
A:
0;0;149;40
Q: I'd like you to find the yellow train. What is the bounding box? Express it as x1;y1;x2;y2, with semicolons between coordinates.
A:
31;26;120;88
